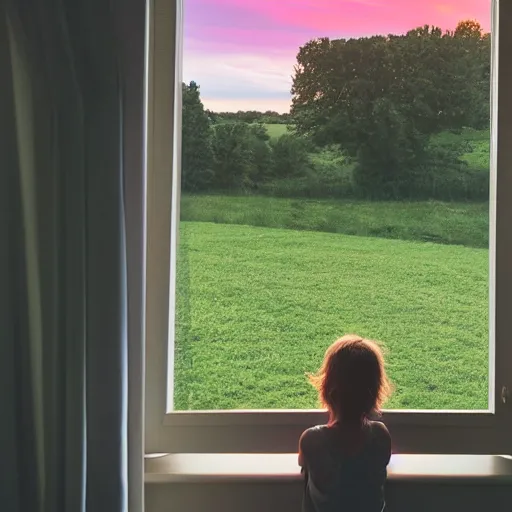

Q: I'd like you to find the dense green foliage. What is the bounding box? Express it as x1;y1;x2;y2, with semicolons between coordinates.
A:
174;221;488;410
209;122;272;191
259;127;489;201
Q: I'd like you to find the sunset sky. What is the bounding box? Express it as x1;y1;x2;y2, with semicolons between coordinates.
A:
183;0;491;113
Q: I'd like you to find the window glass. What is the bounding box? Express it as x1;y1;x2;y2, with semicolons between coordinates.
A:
173;0;492;411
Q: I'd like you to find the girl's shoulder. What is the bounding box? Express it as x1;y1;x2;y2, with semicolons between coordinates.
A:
367;420;392;464
299;424;330;452
300;424;329;441
299;425;334;468
367;420;391;443
301;421;389;438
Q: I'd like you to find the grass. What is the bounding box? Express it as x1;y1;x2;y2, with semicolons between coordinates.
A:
462;138;490;170
174;222;488;411
431;128;490;171
176;128;491;411
264;123;292;138
180;195;489;248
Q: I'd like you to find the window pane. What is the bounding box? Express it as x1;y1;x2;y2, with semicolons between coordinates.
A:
173;0;492;411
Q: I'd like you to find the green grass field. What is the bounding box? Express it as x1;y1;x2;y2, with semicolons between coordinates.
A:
264;123;292;138
174;198;489;411
181;195;489;248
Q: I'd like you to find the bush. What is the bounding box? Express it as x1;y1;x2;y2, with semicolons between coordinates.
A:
248;124;274;185
307;147;355;198
270;134;313;179
351;130;489;201
260;147;356;199
417;138;489;201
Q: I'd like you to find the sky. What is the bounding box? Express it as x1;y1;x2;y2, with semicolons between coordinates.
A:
183;0;491;113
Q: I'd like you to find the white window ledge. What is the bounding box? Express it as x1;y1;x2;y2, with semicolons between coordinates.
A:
145;453;512;484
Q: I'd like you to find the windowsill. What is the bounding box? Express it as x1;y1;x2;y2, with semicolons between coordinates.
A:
144;453;512;484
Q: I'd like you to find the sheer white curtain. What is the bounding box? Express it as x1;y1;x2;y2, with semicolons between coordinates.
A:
0;1;146;511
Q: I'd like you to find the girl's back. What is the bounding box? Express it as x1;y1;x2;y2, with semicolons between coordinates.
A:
300;420;391;512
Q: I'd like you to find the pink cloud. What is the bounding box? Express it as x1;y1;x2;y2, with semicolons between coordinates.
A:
185;26;310;54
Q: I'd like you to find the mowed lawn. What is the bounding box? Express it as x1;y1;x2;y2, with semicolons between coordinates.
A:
174;221;489;411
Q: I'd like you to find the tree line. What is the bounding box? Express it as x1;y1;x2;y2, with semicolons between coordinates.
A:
206;110;291;125
182;20;490;201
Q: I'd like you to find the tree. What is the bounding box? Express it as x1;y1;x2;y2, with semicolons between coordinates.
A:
209;122;274;190
248;123;274;185
181;81;214;191
210;122;256;190
453;20;490;130
211;110;291;125
291;21;490;198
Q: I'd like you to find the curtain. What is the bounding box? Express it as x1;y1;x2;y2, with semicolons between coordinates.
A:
0;1;147;511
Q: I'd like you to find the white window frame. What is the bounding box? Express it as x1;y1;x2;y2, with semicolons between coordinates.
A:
145;0;512;455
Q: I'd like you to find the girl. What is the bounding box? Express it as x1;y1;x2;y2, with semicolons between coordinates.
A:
299;334;393;512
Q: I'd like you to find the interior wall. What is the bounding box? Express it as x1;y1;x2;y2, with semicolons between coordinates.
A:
146;481;512;512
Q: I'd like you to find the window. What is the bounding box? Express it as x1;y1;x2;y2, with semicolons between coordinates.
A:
145;0;512;454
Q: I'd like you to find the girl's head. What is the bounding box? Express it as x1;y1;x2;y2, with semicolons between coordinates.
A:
309;334;392;425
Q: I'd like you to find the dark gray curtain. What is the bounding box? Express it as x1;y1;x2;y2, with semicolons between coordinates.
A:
0;1;146;511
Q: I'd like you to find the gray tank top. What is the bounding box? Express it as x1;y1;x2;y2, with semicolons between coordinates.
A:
300;421;390;512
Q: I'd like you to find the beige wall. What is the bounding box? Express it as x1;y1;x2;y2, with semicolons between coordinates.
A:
146;481;512;512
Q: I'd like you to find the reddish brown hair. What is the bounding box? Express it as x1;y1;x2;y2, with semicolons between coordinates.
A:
309;334;392;425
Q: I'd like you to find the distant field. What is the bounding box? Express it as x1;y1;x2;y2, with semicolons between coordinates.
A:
180;195;489;248
174;221;488;411
462;138;491;170
431;128;490;170
264;123;291;138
